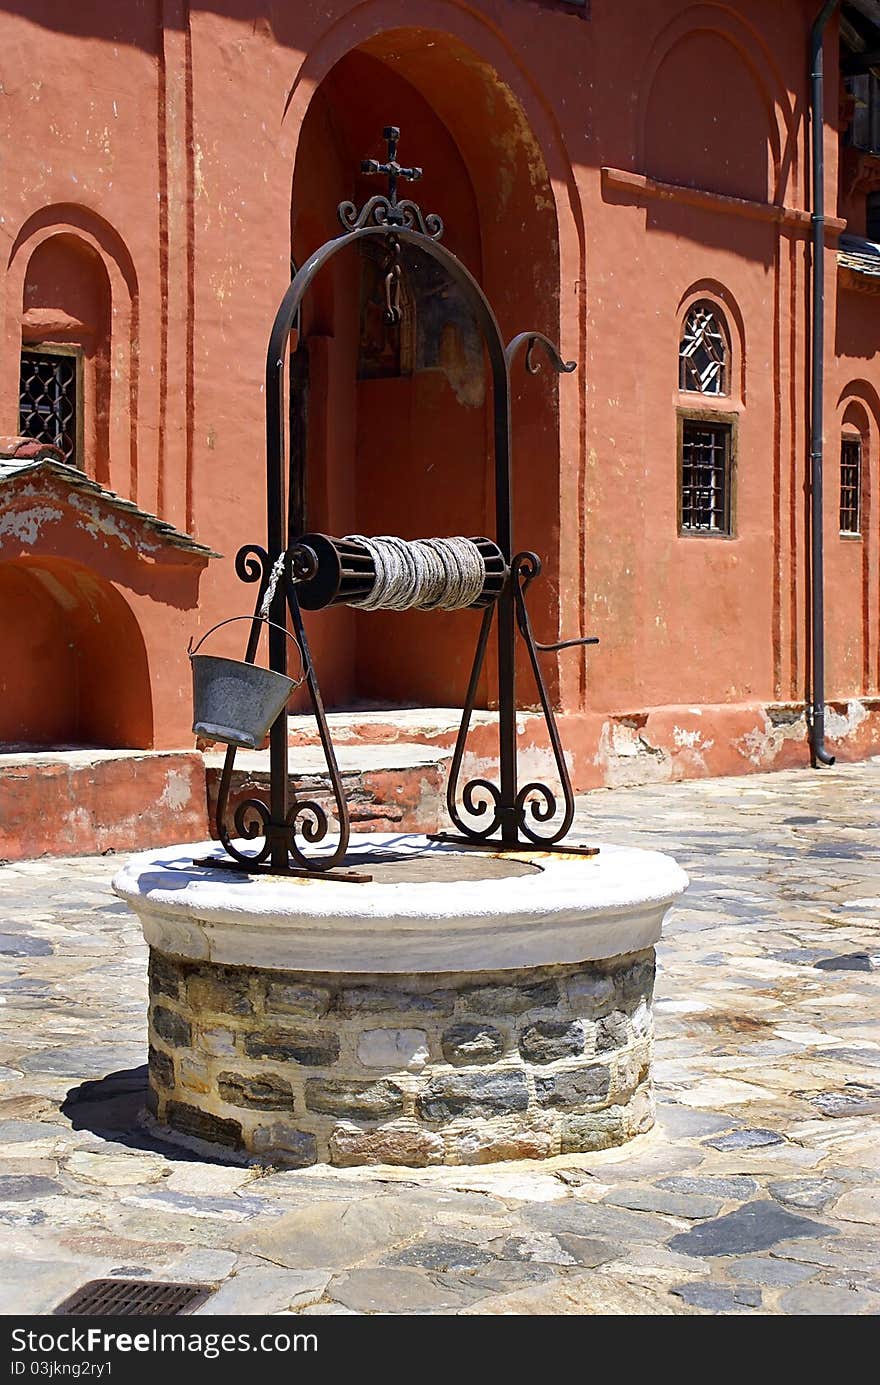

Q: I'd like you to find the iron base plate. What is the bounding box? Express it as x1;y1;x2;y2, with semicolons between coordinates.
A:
192;855;372;883
426;833;600;858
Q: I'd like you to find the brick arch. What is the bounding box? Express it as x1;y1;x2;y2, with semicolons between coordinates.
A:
637;4;797;207
5;205;139;502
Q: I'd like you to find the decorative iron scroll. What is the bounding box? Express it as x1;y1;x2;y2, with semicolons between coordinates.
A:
442;552;597;850
439;334;596;854
207;541;352;877
505;331;577;378
338;195;444;240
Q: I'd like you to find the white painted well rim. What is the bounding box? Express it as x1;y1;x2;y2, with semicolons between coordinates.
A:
113;834;688;975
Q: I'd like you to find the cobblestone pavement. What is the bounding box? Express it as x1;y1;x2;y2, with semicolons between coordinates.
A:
1;761;879;1316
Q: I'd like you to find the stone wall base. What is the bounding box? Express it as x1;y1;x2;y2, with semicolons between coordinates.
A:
503;698;880;793
289;698;880;795
146;947;656;1167
0;750;207;861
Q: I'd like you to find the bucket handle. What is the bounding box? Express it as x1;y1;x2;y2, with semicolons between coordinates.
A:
188;616;307;688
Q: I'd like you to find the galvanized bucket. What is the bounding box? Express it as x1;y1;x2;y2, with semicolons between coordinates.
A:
188;617;306;750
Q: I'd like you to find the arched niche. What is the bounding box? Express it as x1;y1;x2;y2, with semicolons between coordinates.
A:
835;378;880;453
287;29;562;712
829;386;878;696
20;233;112;483
837;390;875;552
6;206;139;503
0;557;152;749
643;28;775;204
841;396;873;441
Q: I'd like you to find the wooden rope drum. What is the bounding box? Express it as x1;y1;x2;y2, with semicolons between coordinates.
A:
289;532;507;612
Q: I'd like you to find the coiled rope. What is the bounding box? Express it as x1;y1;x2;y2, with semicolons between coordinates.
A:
343;534;486;612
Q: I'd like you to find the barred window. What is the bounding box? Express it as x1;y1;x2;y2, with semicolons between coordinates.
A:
680;418;733;535
679;302;728;395
840;436;862;535
845;71;880;156
19;348;80;466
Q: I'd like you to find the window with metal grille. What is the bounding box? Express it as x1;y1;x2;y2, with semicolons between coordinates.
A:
19;348;80;465
680;418;733;535
845;71;880;155
679;303;728;395
840;436;862;535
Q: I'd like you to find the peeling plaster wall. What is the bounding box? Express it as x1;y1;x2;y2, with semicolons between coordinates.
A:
0;750;208;858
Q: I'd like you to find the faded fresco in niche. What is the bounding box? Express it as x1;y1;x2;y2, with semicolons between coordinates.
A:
357;241;485;407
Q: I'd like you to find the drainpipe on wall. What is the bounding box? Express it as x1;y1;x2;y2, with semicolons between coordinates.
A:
808;0;839;766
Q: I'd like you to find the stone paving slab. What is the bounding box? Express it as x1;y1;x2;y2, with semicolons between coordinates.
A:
1;761;879;1314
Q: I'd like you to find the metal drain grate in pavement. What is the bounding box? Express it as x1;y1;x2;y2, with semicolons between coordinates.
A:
53;1279;215;1316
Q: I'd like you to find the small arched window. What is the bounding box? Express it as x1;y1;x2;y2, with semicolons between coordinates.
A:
679;302;728;395
19;233;111;477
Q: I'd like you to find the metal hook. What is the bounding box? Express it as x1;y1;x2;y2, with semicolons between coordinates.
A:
384;263;402;325
383;236;403;325
511;553;599;655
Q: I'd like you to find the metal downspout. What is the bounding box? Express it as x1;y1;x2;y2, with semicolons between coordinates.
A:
809;0;839;766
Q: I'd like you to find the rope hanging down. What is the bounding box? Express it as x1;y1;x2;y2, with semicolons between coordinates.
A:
344;534;486;612
258;551;287;621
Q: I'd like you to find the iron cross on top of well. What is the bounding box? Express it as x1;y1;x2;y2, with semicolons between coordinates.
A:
361;126;422;207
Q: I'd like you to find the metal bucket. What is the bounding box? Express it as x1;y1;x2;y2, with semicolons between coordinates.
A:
189;617;305;750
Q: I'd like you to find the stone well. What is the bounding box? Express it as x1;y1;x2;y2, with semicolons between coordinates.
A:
113;835;687;1168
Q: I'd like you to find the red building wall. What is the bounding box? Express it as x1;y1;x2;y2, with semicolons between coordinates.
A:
1;0;878;784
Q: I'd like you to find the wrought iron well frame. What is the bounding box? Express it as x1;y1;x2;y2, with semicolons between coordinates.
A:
202;127;598;880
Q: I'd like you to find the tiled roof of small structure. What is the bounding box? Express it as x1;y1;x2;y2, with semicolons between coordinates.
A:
838;249;880;277
838;233;880;278
0;438;219;558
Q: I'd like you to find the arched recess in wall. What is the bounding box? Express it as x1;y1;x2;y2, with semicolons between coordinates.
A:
0;557;152;749
677;280;747;404
835;382;879;693
19;234;111;484
6;205;139;502
283;20;570;713
639;5;794;205
835;377;880;489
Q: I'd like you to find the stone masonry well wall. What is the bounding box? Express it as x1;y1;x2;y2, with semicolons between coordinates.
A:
146;948;656;1167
